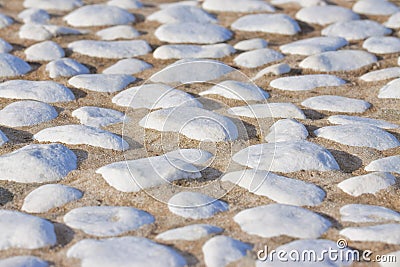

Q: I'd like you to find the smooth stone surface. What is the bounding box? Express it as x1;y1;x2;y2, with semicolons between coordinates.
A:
360;67;400;82
272;0;326;6
265;119;308;142
64;4;135;27
252;63;291;79
231;14;300;35
19;23;84;41
0;100;57;127
103;58;152;74
232;140;340;172
0;210;56;249
199;80;269;101
353;0;399;16
228;103;306;119
363;37;400;54
385;12;400;28
112;83;202;109
24;0;83;11
301;95;371;113
365;155;400;174
153;44;235;59
0;130;8;147
148;5;217;24
107;0;143;9
338;172;396;196
299;50;377;72
221;169;325;206
34;124;129;151
96;25;140;40
234;48;284;68
68;40;151;59
0;14;13;28
64;206;154;237
296;5;359;25
150;59;233;84
18;8;49;24
156;224;223;241
0;256;48;267
155;23;232;44
340;224;400;244
280;36;348;55
203;0;275;12
0;144;77;183
270;74;345;91
234;204;331;238
0;38;12;53
25;41;65;61
378;78;400;99
314;125;400;150
46;58;89;78
22;184;83;213
164;149;213;166
202;236;252;267
328;115;399;129
256;239;354;267
72;106;125;128
67;237;187;267
340;204;400;223
96;154;201;192
140;107;238;142
159;1;197;9
168;192;229;219
68;74;135;93
322;20;391;41
0;53;31;77
234;38;268;51
0;80;75;103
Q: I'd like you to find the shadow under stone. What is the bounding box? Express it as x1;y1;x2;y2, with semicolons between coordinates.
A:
0;187;13;206
329;149;362;173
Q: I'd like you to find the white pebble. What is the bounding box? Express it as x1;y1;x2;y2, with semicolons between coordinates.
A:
72;106;125;128
148;5;217;24
365;155;400;174
24;0;83;11
34;124;129;151
340;204;400;223
203;0;275;12
68;40;151;59
228;103;306;119
168;192;229;219
270;74;345;91
0;80;75;103
232;14;300;35
315;125;399;150
46;58;89;78
96;25;140;40
22;184;83;213
199;80;269;101
234;204;331;238
64;206;154;237
0;100;57;127
0;256;48;267
322;20;391;41
25;41;65;61
67;237;187;266
0;144;77;183
252;63;291;79
153;44;235;59
68;74;135;93
363;36;400;54
234;48;284;68
234;38;268;51
64;4;135;27
296;5;359;26
360;67;400;82
221;169;325;206
0;210;56;249
18;8;49;24
156;224;223;241
301;95;371;113
340;224;400;244
202;236;252;267
280;36;348;55
353;0;399;16
0;54;31;77
140;107;238;142
328;115;399;129
232;140;339;172
266;118;308;142
102;58;152;74
338;172;396;196
378;78;400;99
